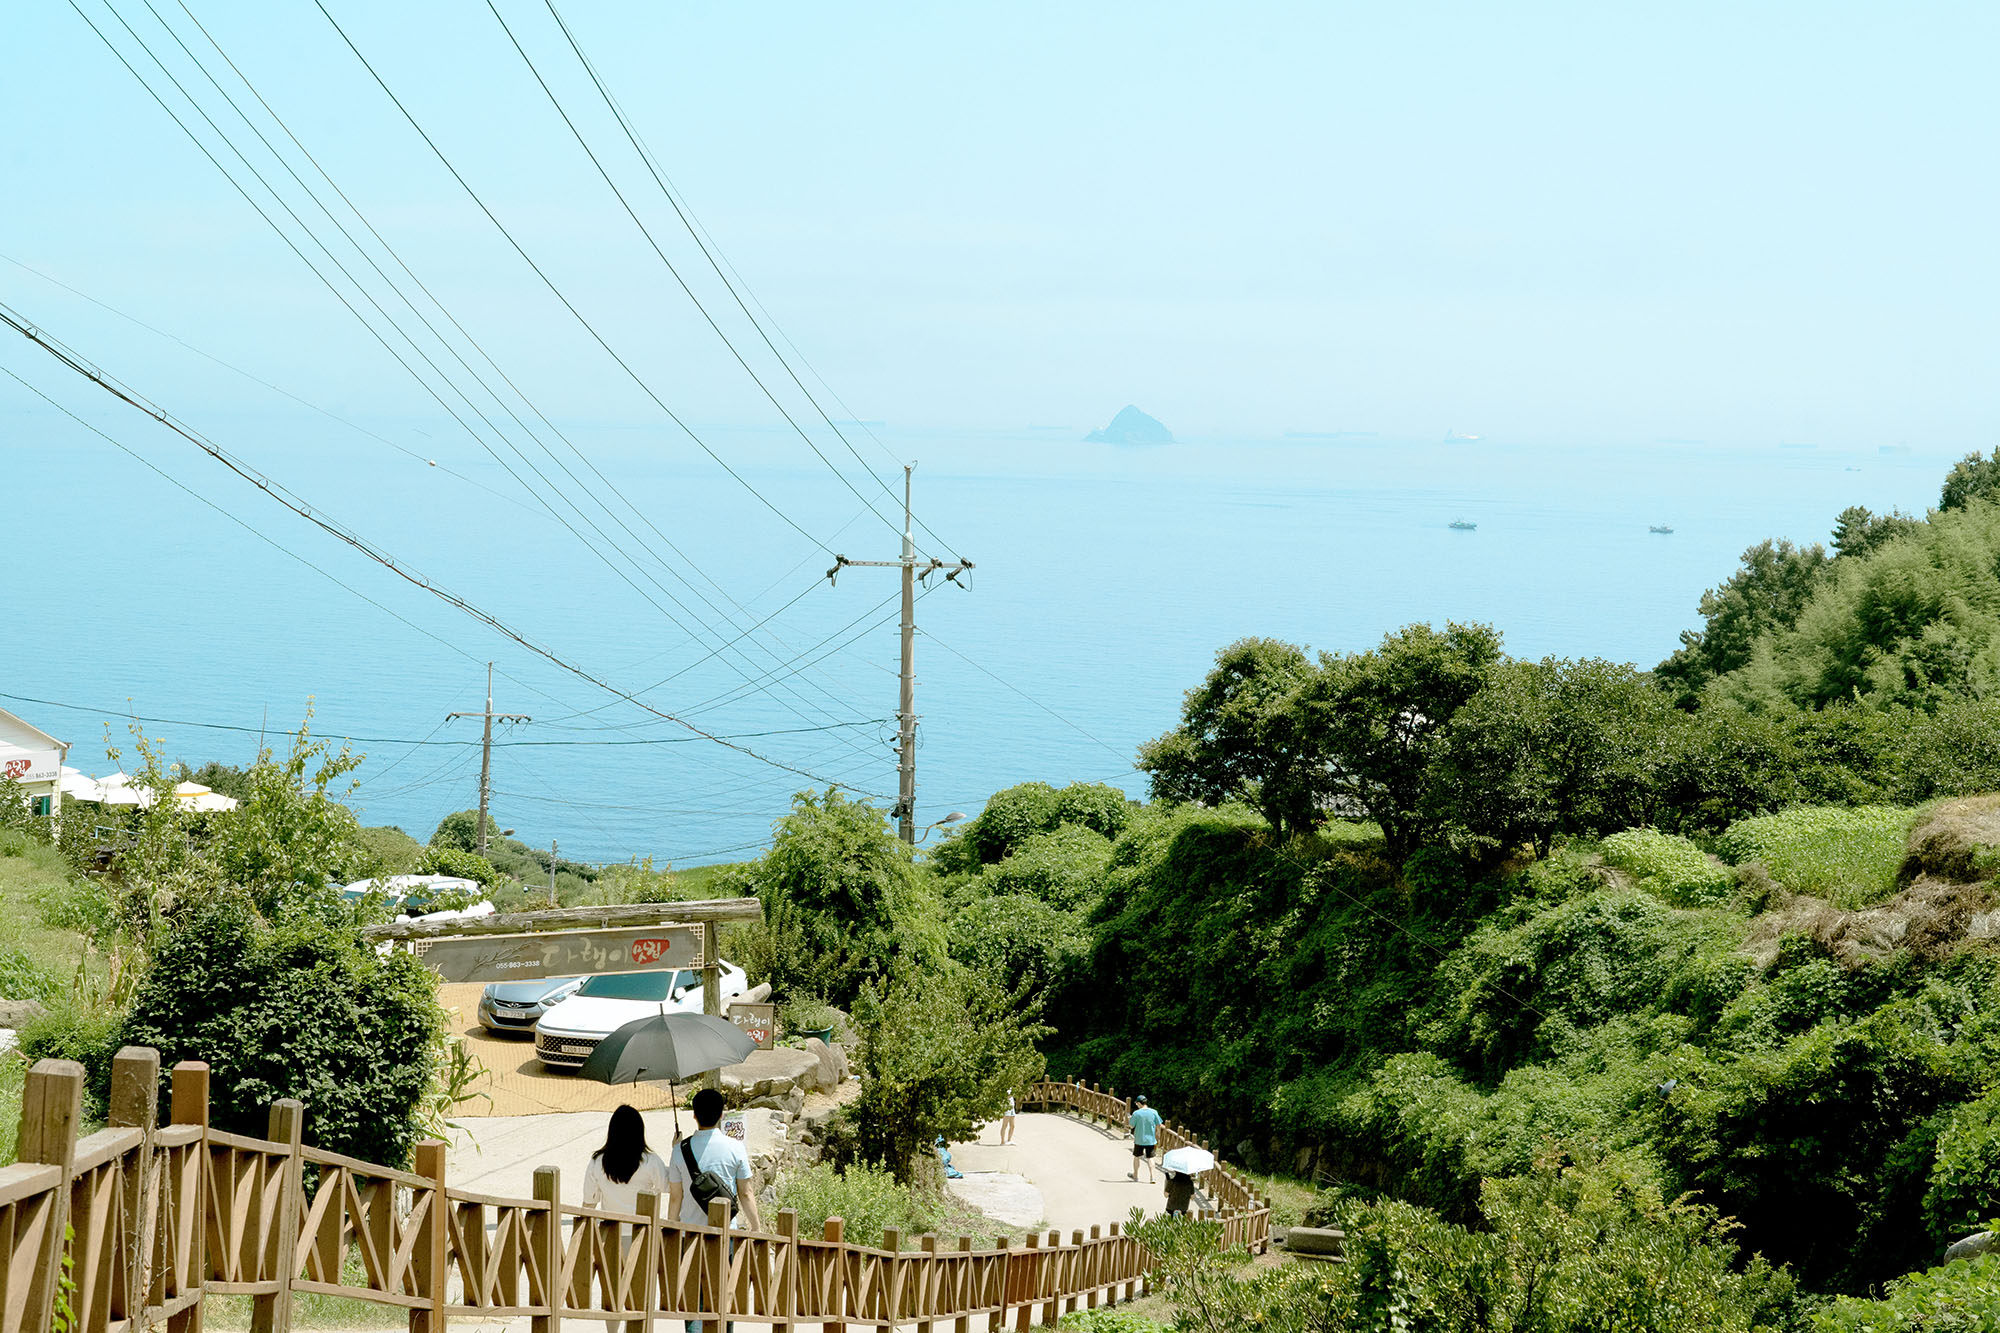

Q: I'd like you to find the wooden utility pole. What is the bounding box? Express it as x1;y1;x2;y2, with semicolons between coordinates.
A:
548;838;558;907
446;663;530;857
826;466;971;844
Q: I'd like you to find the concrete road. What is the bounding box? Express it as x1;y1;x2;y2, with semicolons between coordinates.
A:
948;1111;1173;1236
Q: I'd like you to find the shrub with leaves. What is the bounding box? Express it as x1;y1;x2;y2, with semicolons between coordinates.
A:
1815;1251;2000;1332
1600;828;1735;906
851;965;1046;1179
120;894;444;1167
773;1160;946;1247
1719;804;1917;908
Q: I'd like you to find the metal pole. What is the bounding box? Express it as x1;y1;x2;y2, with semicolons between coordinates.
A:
548;838;558;907
477;662;494;857
898;466;917;845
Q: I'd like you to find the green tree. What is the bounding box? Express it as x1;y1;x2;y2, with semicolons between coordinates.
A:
1298;622;1506;860
756;789;942;1004
1138;638;1328;841
1940;448;2000;511
1831;504;1921;561
429;809;489;853
1657;537;1830;699
120;894;445;1167
850;965;1046;1179
947;893;1088;997
1432;657;1672;857
210;713;365;916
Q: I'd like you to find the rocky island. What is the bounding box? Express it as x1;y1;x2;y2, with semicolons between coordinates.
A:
1085;404;1173;444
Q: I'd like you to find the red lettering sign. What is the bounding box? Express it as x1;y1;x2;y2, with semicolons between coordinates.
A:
3;759;30;780
629;937;675;965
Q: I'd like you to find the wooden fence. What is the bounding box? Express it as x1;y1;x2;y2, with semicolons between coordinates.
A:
1;1053;1267;1333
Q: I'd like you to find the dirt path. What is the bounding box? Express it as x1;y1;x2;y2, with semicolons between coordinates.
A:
948;1111;1172;1235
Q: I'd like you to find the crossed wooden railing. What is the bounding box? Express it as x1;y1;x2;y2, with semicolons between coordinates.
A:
0;1052;1270;1333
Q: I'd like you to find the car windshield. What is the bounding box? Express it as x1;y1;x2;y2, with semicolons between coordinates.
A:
574;970;700;1001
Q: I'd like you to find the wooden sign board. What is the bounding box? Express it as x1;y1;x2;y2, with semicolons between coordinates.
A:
729;1002;776;1050
412;925;703;984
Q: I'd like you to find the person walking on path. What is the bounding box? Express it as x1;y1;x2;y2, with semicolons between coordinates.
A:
667;1088;762;1333
1128;1094;1163;1182
1163;1169;1196;1216
999;1091;1017;1145
581;1104;671;1213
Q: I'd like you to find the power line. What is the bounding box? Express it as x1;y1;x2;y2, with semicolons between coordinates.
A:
308;0;841;557
1;305;886;795
487;0;920;556
72;0;893;769
540;0;964;560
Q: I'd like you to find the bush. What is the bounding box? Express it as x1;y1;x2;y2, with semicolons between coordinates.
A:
35;875;115;937
1600;828;1736;906
1815;1251;2000;1331
948;894;1088;996
1924;1086;2000;1244
120;895;445;1167
773;1160;946;1247
851;966;1046;1179
1719;804;1918;907
984;826;1112;912
17;996;127;1122
418;846;502;890
354;825;424;875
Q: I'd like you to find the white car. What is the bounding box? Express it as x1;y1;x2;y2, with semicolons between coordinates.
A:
534;961;749;1071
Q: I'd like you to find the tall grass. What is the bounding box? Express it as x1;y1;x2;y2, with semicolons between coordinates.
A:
1718;804;1918;909
775;1161;950;1248
1600;829;1735;907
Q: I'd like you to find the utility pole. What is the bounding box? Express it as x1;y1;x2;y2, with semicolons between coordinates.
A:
548;839;558;907
446;663;530;857
826;466;972;844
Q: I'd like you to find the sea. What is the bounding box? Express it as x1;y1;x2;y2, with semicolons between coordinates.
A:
1;415;1957;867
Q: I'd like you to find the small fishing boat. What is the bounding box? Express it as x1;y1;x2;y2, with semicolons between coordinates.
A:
1649;524;1674;534
1449;519;1477;531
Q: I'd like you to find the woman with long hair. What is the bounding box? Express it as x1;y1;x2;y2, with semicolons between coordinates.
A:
582;1104;671;1214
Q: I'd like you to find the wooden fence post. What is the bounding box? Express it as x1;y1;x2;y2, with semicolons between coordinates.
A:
409;1141;447;1333
250;1100;303;1333
953;1236;971;1333
881;1228;902;1328
706;1199;731;1329
1085;1227;1100;1310
635;1191;661;1333
774;1209;799;1333
917;1234;936;1333
821;1216;843;1333
1106;1224;1122;1306
109;1047;161;1333
989;1237;1009;1333
166;1062;209;1333
18;1059;84;1333
532;1167;562;1333
1014;1234;1036;1333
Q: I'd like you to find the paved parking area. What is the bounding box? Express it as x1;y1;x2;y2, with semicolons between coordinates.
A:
440;982;684;1117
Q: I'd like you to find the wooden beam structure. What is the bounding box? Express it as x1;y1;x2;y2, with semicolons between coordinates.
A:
358;897;762;943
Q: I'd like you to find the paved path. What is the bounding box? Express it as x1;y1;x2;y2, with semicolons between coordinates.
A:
947;1111;1173;1236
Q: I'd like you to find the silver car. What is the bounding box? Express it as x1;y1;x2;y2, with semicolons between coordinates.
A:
477;976;584;1036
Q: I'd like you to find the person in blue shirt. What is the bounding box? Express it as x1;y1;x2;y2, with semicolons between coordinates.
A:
1127;1095;1163;1183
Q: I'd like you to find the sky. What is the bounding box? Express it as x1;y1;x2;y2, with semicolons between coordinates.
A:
4;1;1998;448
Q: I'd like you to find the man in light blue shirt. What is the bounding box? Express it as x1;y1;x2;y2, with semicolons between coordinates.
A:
1128;1094;1163;1183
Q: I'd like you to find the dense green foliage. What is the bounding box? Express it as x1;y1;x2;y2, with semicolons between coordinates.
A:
1718;805;1919;908
1815;1252;2000;1331
749;789;941;1006
120;895;444;1166
849;965;1045;1179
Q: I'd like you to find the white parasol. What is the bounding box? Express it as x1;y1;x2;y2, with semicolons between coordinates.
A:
1159;1146;1216;1176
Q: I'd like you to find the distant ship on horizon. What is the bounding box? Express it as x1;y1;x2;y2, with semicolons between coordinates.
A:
1650;524;1675;534
1449;519;1477;531
1445;429;1481;441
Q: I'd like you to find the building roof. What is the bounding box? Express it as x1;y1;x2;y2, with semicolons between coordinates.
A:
0;708;66;753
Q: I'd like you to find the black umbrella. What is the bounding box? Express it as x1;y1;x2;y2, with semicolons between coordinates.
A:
577;1012;757;1134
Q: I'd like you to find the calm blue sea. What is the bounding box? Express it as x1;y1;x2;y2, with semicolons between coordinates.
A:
1;413;1954;866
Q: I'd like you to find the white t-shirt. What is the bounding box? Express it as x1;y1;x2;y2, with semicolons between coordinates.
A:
581;1148;671;1216
664;1128;754;1227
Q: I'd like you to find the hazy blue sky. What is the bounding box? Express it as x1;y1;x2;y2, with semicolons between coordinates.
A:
5;1;1998;446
